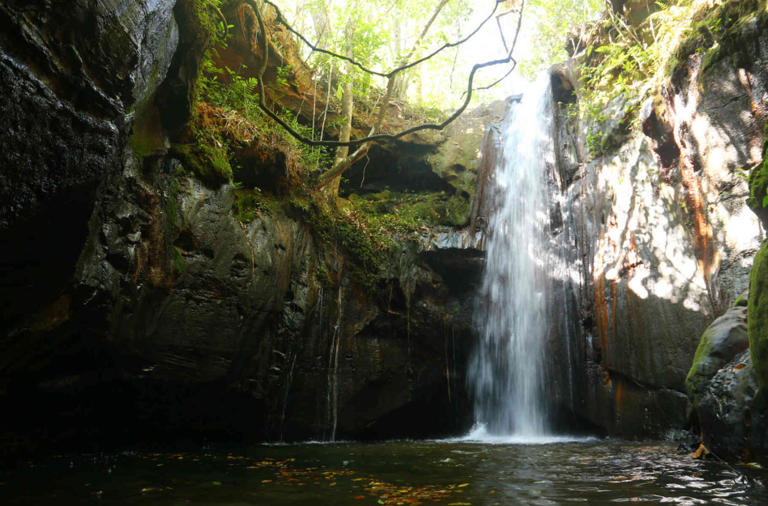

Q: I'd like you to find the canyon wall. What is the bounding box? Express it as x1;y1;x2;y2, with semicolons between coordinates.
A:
538;7;768;448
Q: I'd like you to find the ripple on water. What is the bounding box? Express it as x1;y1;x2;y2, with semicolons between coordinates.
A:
0;440;766;505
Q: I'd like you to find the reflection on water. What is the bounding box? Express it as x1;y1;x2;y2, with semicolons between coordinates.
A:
1;440;766;505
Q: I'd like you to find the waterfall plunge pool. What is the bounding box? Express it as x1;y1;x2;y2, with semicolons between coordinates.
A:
2;440;766;504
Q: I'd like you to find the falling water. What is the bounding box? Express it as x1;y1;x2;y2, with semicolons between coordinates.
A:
467;76;555;440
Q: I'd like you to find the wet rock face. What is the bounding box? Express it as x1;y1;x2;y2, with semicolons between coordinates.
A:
0;0;178;331
544;13;767;437
0;0;483;455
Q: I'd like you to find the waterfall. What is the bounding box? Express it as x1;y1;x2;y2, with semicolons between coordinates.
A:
467;76;555;440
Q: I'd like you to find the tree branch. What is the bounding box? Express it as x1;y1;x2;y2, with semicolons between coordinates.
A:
246;0;526;148
263;0;507;79
316;143;371;188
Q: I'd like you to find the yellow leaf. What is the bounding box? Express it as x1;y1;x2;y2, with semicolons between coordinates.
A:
457;483;469;488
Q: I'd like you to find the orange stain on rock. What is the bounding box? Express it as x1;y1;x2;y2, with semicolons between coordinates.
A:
680;158;715;280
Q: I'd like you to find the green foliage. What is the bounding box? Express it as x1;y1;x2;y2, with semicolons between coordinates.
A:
350;190;471;232
198;62;333;180
231;185;471;291
576;0;761;157
288;195;388;292
285;0;474;109
192;0;230;48
519;0;604;79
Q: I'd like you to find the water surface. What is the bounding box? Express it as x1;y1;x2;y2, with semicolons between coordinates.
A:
2;440;766;505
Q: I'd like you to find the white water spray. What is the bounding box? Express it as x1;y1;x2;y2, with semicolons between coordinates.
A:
467;77;555;441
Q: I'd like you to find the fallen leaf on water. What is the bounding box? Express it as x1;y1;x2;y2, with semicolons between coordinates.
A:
457;483;469;488
261;479;272;483
140;487;162;493
212;481;222;486
329;482;337;486
691;444;709;459
354;496;366;500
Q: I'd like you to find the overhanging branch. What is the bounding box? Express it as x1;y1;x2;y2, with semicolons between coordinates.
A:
263;0;507;79
247;0;526;148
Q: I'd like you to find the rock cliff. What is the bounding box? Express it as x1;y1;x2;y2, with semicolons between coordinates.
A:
536;4;767;440
0;0;492;456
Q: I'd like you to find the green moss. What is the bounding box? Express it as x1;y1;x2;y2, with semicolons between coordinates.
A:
288;196;387;293
129;109;164;160
166;172;181;222
352;190;471;230
746;120;768;220
232;189;281;222
733;292;748;307
428;134;482;197
171;141;232;186
748;242;768;389
172;246;188;274
316;263;332;288
685;332;716;398
699;43;723;75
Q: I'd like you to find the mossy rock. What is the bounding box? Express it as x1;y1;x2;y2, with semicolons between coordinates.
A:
171;143;232;187
129;103;166;158
747;123;768;228
749;242;768;389
685;304;748;402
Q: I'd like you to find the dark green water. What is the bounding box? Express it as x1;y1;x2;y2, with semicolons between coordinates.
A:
1;439;766;505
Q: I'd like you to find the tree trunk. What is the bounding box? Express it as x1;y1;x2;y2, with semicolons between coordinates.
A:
316;0;449;196
322;18;356;198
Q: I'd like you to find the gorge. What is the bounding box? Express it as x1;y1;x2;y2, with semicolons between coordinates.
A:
2;0;768;503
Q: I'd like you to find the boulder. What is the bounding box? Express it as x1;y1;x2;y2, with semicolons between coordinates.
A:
686;302;749;402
